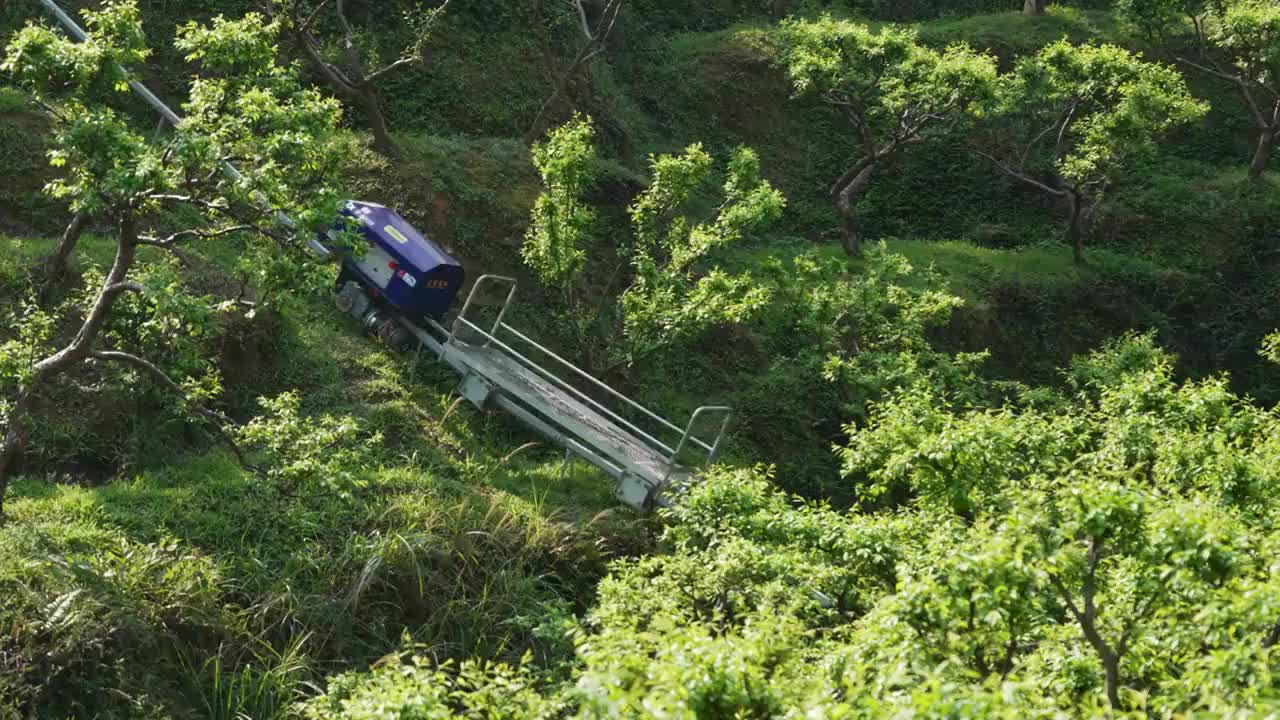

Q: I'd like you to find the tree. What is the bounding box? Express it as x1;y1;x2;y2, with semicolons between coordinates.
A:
5;1;154;286
265;0;451;158
522;116;784;369
841;334;1280;712
978;41;1206;263
299;328;1280;715
1024;0;1047;15
522;113;599;357
618;143;784;366
778;19;997;255
0;4;346;517
1118;0;1220;43
1178;1;1280;180
756;246;987;426
525;0;624;144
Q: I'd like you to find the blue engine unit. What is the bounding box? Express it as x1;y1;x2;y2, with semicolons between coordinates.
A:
333;200;465;320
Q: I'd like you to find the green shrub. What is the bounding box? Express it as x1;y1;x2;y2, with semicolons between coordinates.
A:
301;656;561;719
317;333;1280;716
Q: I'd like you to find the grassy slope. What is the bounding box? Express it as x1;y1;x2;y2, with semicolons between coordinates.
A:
0;89;66;235
0;228;639;717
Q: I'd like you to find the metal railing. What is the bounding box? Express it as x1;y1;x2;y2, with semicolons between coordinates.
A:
447;276;729;472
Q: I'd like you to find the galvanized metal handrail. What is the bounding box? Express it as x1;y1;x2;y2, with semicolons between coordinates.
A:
451;275;519;341
675;406;733;465
450;277;725;460
452;315;677;460
661;405;733;484
496;322;716;455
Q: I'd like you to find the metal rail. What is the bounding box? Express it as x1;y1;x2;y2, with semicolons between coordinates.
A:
452;275;518;340
398;277;733;508
446;277;679;462
664;406;733;483
452;277;725;463
497;322;716;455
397;316;631;480
453;314;676;458
434;277;730;509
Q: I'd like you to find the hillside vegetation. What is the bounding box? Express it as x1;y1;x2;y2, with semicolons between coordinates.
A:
2;0;1280;717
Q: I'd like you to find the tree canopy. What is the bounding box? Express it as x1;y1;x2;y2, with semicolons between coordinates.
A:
980;40;1206;262
1200;0;1280;179
523;113;598;296
523;115;784;368
779;18;996;254
0;1;346;515
309;334;1280;715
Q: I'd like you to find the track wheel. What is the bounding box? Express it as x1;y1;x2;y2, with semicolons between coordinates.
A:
378;319;414;353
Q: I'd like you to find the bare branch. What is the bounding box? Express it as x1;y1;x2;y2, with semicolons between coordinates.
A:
1054;102;1079;160
88;350;249;468
1178;55;1246;84
1179;56;1269;128
147;194;231;212
1047;571;1086;625
1023;105;1073;165
976;150;1068;197
334;0;356;47
368;0;452;81
292;18;360;97
366;56;419;84
301;0;332;32
334;0;370;83
135;240;199;267
564;0;590;38
103;281;143;295
35;98;69;123
139;224;254;248
593;0;623;41
524;0;622;141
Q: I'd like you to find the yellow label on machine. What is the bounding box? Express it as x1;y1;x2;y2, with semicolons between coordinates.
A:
384;225;409;244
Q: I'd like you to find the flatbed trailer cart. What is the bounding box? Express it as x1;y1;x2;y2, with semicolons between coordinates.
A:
398;276;731;509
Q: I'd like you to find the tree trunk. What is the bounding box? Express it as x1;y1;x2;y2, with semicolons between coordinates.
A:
1067;192;1086;264
1248;126;1275;181
47;213;86;281
360;86;400;159
525;70;578;144
1099;648;1122;709
0;214;138;520
1024;0;1046;14
833;161;876;256
0;390;35;519
838;203;861;256
769;0;794;17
